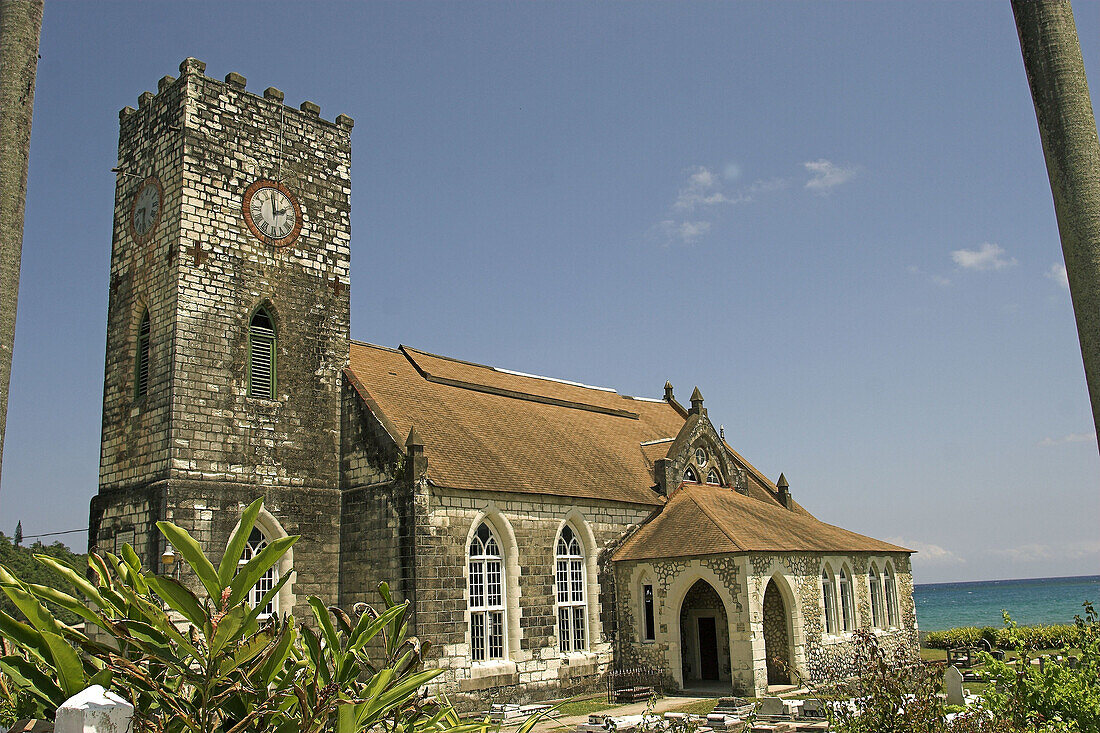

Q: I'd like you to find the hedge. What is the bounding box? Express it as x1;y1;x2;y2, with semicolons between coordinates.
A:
925;624;1078;650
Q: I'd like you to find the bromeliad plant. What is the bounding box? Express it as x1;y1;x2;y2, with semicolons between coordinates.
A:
0;498;486;733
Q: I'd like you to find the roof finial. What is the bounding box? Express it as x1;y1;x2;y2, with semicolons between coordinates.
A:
776;473;792;509
689;386;704;415
777;472;788;489
664;380;674;401
406;426;424;449
720;424;725;440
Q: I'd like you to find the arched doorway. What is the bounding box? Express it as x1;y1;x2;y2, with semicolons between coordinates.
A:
762;579;791;685
678;579;731;687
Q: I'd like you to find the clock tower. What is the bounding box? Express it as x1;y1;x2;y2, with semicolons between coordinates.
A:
90;59;353;615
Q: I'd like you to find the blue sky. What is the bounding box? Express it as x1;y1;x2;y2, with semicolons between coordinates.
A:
2;1;1098;585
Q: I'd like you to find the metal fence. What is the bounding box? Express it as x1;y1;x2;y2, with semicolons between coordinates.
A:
606;665;666;704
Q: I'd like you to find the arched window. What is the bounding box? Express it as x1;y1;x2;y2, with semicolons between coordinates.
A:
469;523;505;661
706;469;721;485
869;565;884;628
135;310;150;399
556;525;587;652
683;466;698;484
249;307;276;399
839;567;854;632
821;566;838;634
884;564;899;627
239;527;278;617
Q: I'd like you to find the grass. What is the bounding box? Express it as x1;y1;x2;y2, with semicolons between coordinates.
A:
664;699;719;716
551;693;622;718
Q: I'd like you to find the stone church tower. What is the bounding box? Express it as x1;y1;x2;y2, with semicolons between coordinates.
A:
89;59;354;617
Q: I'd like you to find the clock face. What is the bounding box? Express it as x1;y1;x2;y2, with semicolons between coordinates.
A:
243;179;302;247
129;177;163;243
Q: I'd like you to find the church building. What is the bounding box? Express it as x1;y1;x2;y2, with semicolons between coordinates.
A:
89;60;918;703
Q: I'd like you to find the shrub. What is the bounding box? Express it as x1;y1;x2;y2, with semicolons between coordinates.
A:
0;499;498;733
925;624;1079;651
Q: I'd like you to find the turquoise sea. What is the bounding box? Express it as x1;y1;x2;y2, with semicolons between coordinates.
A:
914;575;1100;631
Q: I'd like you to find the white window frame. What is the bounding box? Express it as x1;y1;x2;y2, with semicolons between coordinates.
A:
821;566;839;635
469;523;506;662
884;564;900;628
240;527;278;618
555;524;588;653
839;566;855;632
869;565;885;629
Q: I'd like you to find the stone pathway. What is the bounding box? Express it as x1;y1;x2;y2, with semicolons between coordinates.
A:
506;694;711;733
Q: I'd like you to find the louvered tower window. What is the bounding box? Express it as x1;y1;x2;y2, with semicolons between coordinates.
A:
135;310;150;399
555;524;587;652
249;307;276;399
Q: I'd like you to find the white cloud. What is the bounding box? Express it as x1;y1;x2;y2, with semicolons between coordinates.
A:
988;540;1100;563
1047;262;1069;290
804;159;856;192
674;166;748;211
932;274;952;287
652;219;711;246
886;537;965;566
1037;431;1095;447
723;162;741;181
950;242;1017;271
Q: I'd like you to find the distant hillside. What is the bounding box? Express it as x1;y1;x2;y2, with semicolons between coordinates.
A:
0;532;87;626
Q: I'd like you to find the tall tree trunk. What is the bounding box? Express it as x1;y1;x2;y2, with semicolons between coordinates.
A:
0;0;43;489
1012;0;1100;454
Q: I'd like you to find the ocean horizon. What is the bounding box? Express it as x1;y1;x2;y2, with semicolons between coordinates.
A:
914;574;1100;632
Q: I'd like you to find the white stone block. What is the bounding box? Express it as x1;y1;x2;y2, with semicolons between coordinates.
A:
55;685;134;733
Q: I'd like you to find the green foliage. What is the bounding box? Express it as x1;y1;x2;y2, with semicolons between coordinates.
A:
0;532;87;626
925;624;1078;651
979;604;1100;733
0;499;489;733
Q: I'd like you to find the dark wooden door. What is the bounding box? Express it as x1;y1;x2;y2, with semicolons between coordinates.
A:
697;617;719;680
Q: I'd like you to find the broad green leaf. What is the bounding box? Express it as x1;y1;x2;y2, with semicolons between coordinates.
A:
210;605;250;656
146;575;207;629
218;498;264;586
348;603;406;654
227;535;297;607
156;520;222;601
0;567;63;636
0;655;66;707
218;624;276;677
88;553;115;592
41;630;87;699
0;609;51;663
309;597;339;650
243;570;292;628
258;623;296;686
25;582;102;630
36;554;108;608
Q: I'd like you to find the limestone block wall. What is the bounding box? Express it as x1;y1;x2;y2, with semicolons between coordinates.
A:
88;482;166;568
411;486;654;706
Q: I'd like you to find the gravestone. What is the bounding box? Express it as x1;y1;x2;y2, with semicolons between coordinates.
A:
800;699;826;719
944;665;965;706
54;685;133;733
756;696;786;717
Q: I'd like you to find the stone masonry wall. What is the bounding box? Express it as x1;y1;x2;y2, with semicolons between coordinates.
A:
412;485;655;707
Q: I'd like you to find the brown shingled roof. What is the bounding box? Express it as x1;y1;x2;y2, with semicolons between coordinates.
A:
346;342;685;506
614;484;912;561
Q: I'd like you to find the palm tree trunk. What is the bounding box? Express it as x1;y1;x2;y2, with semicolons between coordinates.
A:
1012;0;1100;454
0;0;44;489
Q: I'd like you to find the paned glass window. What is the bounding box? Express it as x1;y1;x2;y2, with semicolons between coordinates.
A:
239;527;277;617
683;466;698;484
839;568;854;632
642;583;655;641
821;567;838;634
469;523;505;661
555;525;587;652
706;469;721;485
884;565;899;627
249;307;276;399
135;310;150;399
869;566;885;628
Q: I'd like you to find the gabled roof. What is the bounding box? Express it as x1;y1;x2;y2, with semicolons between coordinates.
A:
614;484;912;561
346;341;687;506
